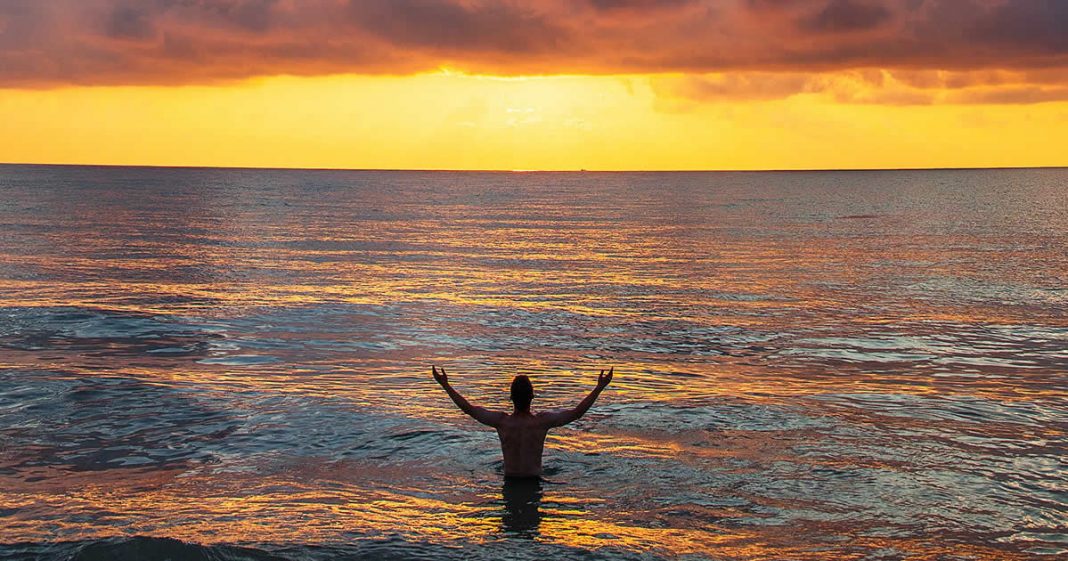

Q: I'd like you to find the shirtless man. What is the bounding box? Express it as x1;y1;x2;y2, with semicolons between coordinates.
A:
432;366;614;478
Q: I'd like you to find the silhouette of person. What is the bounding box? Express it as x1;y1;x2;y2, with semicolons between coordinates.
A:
432;366;614;478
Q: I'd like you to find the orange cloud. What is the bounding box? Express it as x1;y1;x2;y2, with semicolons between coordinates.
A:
0;0;1066;102
654;68;1068;106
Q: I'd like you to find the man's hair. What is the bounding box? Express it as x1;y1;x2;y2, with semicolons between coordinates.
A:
510;375;534;411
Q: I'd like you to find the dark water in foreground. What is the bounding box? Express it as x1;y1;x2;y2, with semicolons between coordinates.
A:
0;165;1065;560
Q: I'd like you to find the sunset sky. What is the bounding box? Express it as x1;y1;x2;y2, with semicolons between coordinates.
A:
2;0;1066;170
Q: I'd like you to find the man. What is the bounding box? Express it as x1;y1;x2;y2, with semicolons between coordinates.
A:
432;366;614;478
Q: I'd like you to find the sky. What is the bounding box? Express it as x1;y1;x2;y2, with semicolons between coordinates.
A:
1;0;1067;171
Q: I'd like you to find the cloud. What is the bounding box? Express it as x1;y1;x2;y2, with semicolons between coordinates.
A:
0;0;1065;100
967;0;1068;53
949;86;1068;105
657;73;822;102
654;71;933;106
586;0;700;11
800;0;894;33
347;0;566;53
655;68;1068;106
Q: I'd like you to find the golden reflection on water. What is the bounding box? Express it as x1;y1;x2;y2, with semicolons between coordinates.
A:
2;472;1038;560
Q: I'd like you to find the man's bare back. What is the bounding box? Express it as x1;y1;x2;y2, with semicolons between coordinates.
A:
494;412;549;477
433;366;613;478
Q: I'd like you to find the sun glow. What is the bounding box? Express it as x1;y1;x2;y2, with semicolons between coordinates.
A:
2;71;1066;171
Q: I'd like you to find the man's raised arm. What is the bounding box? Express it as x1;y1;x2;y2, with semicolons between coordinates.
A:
433;366;506;427
543;368;614;428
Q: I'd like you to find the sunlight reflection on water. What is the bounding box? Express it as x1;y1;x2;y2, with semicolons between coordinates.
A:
0;165;1065;560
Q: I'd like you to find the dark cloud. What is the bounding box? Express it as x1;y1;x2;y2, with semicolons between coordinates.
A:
104;4;156;40
0;0;1066;94
347;0;565;53
801;0;893;33
967;0;1068;52
587;0;699;11
745;0;802;11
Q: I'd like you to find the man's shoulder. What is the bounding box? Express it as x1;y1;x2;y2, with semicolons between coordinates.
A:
498;411;554;427
532;410;567;426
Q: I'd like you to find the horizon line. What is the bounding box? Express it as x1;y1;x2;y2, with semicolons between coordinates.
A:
2;161;1066;174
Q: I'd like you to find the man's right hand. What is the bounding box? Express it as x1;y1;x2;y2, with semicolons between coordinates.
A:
432;365;448;386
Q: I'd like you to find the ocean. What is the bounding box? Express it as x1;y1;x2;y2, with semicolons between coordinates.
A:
0;164;1064;560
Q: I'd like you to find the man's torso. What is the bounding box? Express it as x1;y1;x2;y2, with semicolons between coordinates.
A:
495;412;550;477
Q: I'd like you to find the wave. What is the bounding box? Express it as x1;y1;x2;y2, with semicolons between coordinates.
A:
2;536;658;561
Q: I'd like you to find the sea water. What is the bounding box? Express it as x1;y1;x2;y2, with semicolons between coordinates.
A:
0;165;1065;560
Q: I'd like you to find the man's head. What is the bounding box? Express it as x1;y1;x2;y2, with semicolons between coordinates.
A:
510;375;534;412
